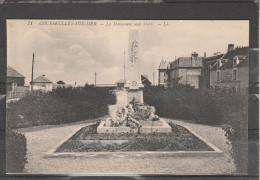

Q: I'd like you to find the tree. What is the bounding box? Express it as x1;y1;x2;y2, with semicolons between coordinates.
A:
57;80;65;84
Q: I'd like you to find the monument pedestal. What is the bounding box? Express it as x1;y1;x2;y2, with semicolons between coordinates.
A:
97;118;172;134
124;81;144;104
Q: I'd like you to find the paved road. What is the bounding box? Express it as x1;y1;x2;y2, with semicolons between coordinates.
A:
12;91;236;175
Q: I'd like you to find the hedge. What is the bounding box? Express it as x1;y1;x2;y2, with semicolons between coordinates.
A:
144;85;248;173
143;85;247;125
7;85;116;129
6;130;27;173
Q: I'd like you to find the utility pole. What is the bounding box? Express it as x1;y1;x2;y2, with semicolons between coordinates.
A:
124;51;126;82
95;72;97;86
31;53;35;91
153;72;155;85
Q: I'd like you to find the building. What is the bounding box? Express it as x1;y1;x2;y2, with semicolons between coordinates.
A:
7;66;25;91
6;66;29;99
158;59;169;86
199;52;224;89
169;52;203;88
31;74;53;91
209;45;249;94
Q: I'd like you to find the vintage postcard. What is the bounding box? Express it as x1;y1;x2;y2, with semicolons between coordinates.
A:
6;20;249;175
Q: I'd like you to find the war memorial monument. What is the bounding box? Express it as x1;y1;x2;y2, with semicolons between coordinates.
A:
97;30;172;134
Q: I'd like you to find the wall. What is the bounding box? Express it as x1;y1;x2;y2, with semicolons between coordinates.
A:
158;69;167;86
178;58;191;67
6;77;25;91
210;70;218;87
6;77;25;85
186;69;201;88
238;65;249;94
32;83;53;91
178;69;187;85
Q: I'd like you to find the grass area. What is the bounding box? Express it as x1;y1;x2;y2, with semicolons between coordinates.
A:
56;122;213;152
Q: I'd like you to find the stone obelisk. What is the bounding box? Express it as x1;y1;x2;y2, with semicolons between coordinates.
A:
124;30;144;104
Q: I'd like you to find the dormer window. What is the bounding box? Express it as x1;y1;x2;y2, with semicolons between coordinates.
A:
217;60;222;69
233;56;246;66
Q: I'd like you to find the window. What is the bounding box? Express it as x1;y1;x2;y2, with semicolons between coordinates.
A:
42;85;46;88
217;71;220;81
233;58;237;66
233;69;237;80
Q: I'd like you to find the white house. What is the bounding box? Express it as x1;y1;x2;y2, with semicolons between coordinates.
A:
31;74;53;91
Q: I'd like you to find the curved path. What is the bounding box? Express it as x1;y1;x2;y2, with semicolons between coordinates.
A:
13;91;235;175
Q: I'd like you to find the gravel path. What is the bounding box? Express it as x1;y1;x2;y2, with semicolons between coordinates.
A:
14;118;235;175
12;91;236;175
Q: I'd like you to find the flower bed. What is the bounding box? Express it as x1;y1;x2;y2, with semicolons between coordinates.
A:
55;122;213;152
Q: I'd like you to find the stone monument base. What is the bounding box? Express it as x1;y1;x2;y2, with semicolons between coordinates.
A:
97;118;172;134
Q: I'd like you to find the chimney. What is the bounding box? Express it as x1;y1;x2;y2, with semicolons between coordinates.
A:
228;44;234;52
204;52;206;58
191;52;198;67
191;52;198;58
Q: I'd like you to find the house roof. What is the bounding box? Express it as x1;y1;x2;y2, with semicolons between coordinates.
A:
32;75;52;83
158;60;168;69
236;57;249;68
219;47;249;70
203;53;224;62
210;47;249;71
7;66;25;78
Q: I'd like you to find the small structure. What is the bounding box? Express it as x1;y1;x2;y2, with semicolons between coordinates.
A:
169;52;203;89
158;59;169;87
6;66;29;99
7;66;25;90
31;74;53;91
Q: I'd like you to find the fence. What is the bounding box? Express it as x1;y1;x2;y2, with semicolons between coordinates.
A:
6;91;27;99
6;86;30;99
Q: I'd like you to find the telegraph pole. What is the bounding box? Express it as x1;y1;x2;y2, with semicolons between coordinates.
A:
95;72;97;86
153;72;155;85
123;51;126;82
31;53;35;91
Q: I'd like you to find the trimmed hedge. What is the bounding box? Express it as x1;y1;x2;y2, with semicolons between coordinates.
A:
144;85;248;173
6;130;27;173
7;85;116;129
143;85;247;125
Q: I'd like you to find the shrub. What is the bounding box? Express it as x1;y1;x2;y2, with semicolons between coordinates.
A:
6;85;116;129
6;130;27;173
143;85;247;126
144;85;248;173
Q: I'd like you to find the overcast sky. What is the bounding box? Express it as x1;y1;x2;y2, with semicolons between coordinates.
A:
7;20;249;85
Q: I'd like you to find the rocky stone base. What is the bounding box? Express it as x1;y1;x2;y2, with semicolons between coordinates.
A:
97;119;172;134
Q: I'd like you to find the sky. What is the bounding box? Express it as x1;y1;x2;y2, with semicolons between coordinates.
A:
7;20;249;85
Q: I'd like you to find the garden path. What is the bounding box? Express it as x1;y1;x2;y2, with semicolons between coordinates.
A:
15;91;236;175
